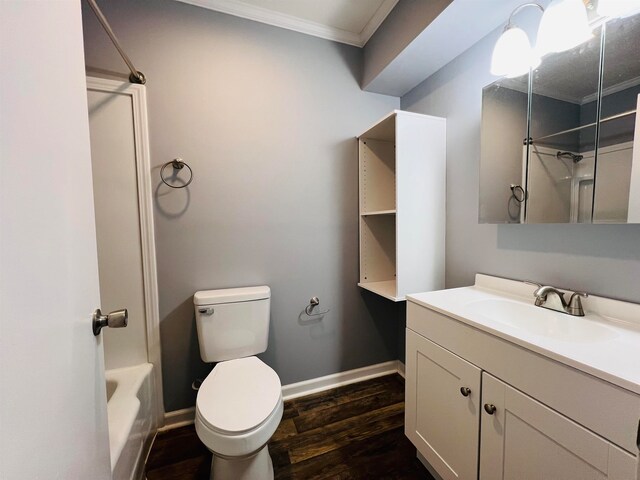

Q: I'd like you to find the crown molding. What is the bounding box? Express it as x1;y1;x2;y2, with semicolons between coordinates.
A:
581;76;640;105
176;0;398;47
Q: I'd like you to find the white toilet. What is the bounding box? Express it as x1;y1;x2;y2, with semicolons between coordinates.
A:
193;286;283;480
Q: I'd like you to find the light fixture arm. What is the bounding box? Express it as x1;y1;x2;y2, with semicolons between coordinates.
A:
506;2;545;29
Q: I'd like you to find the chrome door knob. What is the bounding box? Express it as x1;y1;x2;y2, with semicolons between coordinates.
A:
484;403;497;415
92;308;128;336
460;387;471;397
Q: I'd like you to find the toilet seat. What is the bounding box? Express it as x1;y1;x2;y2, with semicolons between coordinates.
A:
195;356;283;457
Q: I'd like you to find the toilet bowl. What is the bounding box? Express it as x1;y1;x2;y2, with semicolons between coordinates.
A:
195;356;283;480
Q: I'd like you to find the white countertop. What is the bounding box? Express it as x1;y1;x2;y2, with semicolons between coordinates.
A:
407;274;640;396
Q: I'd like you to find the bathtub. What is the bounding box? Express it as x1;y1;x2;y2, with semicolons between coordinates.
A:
106;363;157;480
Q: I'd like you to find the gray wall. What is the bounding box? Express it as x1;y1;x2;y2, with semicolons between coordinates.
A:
82;0;400;412
401;25;640;302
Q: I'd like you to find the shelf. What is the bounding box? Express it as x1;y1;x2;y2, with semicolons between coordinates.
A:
357;110;445;302
360;215;395;286
361;210;396;216
358;280;403;302
359;138;395;213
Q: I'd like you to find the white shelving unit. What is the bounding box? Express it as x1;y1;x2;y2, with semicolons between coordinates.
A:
358;110;446;301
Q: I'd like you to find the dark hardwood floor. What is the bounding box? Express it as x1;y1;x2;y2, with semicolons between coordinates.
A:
146;374;433;480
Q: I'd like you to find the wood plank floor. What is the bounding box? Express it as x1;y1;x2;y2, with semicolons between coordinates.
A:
146;374;433;480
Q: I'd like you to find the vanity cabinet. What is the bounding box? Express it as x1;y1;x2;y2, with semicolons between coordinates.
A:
357;110;445;301
405;301;639;480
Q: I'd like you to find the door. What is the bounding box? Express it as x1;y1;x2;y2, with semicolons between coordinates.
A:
405;329;482;480
480;373;637;480
0;2;111;479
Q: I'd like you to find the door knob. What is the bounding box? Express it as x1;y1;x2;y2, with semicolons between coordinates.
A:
484;403;497;415
460;387;471;397
92;308;128;336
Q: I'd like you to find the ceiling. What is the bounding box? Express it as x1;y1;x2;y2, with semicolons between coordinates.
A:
176;0;399;47
500;11;640;105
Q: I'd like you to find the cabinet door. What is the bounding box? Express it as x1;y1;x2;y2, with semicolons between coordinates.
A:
480;373;637;480
405;329;482;480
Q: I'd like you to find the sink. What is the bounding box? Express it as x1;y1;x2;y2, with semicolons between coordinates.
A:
465;298;618;343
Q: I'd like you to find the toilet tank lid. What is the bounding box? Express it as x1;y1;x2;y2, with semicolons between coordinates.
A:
194;286;270;305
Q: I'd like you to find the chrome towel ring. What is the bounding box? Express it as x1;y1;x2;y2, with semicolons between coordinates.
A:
161;158;193;188
510;184;526;203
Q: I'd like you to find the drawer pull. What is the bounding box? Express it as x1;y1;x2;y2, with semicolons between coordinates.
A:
460;387;471;397
484;403;497;415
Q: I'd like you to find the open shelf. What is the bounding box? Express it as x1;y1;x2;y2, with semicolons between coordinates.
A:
358;280;403;301
359;138;395;213
359;215;395;288
361;209;396;216
357;110;445;302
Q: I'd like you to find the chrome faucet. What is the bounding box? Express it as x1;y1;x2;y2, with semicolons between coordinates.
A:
526;282;588;316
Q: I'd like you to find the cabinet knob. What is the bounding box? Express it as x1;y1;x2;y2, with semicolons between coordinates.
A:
484;403;497;415
460;387;471;397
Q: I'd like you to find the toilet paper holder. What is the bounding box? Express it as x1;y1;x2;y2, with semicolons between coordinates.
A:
305;297;330;317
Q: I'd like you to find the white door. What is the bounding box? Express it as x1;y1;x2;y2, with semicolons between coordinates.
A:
0;2;111;479
405;330;482;480
480;372;637;480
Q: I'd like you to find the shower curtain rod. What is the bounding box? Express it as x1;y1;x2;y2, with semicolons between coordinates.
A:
85;0;146;84
531;108;636;143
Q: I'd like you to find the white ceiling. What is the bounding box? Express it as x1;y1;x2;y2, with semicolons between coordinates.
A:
176;0;399;47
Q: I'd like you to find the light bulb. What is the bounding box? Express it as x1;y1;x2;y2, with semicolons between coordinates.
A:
491;26;537;77
597;0;640;18
536;0;593;56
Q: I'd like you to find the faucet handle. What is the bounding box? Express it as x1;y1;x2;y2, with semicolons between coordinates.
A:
567;292;588;316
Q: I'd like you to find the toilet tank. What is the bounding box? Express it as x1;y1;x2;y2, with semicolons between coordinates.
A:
194;286;270;362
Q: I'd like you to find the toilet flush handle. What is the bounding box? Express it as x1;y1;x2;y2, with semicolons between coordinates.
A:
198;307;214;316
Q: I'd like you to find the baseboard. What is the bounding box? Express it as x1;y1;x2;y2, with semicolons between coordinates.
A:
161;360;405;430
160;407;196;431
396;360;405;378
281;360;402;400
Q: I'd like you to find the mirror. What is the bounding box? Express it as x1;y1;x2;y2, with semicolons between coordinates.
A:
595;13;640;223
480;10;640;224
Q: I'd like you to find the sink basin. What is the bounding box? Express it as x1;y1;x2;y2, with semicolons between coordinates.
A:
465;298;618;343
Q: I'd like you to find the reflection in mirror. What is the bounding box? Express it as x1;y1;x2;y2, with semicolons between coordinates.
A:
595;12;640;223
479;76;529;223
527;25;603;224
480;8;640;224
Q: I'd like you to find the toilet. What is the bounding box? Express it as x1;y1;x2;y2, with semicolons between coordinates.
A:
193;286;283;480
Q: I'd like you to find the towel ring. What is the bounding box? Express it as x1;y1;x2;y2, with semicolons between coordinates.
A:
510;184;526;203
161;158;193;188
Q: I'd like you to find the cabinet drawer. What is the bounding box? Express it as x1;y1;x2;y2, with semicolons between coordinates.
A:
408;301;640;454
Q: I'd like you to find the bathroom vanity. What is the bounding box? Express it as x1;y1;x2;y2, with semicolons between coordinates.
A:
405;274;640;480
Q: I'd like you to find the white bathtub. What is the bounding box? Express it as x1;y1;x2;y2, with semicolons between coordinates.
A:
106;363;157;480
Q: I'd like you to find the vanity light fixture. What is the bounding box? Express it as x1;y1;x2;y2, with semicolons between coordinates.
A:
596;0;640;18
536;0;593;56
492;0;593;78
491;3;544;78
